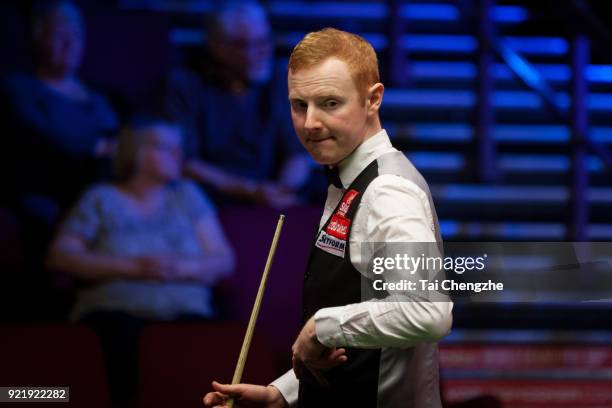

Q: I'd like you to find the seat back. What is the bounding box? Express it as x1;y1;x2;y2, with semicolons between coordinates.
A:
137;322;277;408
0;324;111;408
218;206;321;367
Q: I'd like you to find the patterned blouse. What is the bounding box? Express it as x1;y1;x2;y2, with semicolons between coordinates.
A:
62;180;220;320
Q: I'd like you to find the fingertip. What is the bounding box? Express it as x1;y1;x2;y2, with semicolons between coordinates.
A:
202;393;214;406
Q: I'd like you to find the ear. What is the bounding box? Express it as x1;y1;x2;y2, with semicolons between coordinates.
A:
366;83;384;116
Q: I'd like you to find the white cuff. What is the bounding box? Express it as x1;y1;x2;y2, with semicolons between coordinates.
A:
269;369;299;407
314;306;348;347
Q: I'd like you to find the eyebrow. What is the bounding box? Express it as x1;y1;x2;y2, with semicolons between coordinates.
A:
289;93;344;101
316;93;343;99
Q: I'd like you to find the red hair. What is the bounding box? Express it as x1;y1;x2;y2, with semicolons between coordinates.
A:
288;28;380;97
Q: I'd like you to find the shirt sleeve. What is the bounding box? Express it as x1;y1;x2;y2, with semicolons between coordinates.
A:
269;369;299;407
59;186;104;242
314;175;453;348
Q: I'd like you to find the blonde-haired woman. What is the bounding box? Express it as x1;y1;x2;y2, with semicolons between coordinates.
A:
47;117;235;407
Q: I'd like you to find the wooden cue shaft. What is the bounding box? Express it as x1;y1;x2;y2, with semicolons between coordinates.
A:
227;214;285;407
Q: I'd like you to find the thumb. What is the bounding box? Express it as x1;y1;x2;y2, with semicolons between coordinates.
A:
211;381;242;398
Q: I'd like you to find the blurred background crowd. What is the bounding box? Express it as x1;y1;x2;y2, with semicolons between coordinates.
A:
0;0;611;407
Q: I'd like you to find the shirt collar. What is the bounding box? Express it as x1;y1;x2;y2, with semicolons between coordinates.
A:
332;129;394;189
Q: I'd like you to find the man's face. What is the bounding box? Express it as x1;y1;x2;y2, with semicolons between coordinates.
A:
288;58;370;165
36;15;84;76
211;17;273;84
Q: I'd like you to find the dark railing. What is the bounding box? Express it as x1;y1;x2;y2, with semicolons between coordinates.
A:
386;0;409;88
570;35;589;241
476;0;498;183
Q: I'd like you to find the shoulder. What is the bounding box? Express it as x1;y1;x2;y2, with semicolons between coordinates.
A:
364;174;431;208
61;183;121;236
76;183;118;205
82;86;119;122
63;183;118;226
170;180;214;207
169;180;217;218
365;151;434;208
361;173;436;231
172;179;203;195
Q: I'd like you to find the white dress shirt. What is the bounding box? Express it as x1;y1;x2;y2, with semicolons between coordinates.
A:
271;129;453;407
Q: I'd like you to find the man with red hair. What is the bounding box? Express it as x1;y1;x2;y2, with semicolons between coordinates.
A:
204;28;453;408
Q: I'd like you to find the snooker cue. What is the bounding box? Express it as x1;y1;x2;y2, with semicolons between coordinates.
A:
227;214;285;408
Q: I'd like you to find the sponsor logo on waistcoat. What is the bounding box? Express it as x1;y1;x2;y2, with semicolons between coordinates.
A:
337;189;359;217
315;189;359;258
326;214;350;240
315;231;346;258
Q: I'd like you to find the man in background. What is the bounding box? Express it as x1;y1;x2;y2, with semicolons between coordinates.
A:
160;1;317;207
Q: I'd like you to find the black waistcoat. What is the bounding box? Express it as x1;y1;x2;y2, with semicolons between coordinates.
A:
299;160;382;408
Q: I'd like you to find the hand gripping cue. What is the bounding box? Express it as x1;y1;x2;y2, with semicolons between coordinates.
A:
218;214;285;408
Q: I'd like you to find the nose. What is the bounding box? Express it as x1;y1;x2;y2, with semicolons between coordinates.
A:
304;105;322;132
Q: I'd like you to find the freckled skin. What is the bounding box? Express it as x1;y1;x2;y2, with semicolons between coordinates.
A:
288;57;385;165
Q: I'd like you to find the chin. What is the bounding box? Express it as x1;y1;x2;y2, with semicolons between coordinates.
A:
309;154;338;166
309;147;346;165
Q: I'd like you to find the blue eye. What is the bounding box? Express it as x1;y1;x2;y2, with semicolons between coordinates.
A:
324;100;339;108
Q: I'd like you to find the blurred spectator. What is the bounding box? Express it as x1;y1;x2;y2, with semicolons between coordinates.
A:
0;1;119;320
46;118;235;407
1;1;118;219
160;1;321;207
